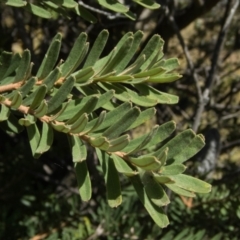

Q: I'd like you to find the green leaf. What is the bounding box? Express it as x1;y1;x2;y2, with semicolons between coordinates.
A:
0;114;23;133
124;121;176;153
60;32;88;77
121;55;146;75
85;102;132;132
14;50;31;82
0;105;10;121
133;0;160;9
29;85;47;111
69;135;91;200
96;149;122;208
37;34;62;79
152;174;175;184
133;67;166;78
112;154;138;177
130;175;169;228
26;123;41;156
0;52;21;80
125;125;159;154
51;121;70;133
62;0;77;8
107;134;130;152
155;58;180;71
135;84;179;104
136;35;164;71
72;67;95;84
83;110;106;134
126;108;156;131
9;91;22;109
34;100;48;118
142;172;170;207
19;77;37;98
69;113;88;134
42;68;61;91
129;156;161;171
5;0;26;7
0;52;13;80
157;129;196;162
35;122;53;157
97;0;129;13
148;73;182;83
160;164;186;175
172;134;205;164
129;155;161;171
47;76;75;114
84;30;109;68
65;96;98;124
102;107;140;139
165;183;196;198
100;37;133;75
116;31;144;73
89;136;109;151
68;135;87;162
75;5;97;23
75;161;92;201
25;3;52;18
99;82;158;107
168;174;211;193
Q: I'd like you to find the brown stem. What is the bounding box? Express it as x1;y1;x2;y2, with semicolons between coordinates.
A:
0;82;23;93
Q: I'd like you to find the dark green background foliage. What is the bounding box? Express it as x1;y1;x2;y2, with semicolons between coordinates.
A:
1;0;240;239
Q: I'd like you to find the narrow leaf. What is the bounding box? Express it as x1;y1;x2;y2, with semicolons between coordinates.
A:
25;3;52;18
129;155;161;171
9;91;22;109
112;154;138;177
142;172;170;207
69;113;88;134
26;123;41;156
173;135;205;164
68;135;87;162
102;107;140;139
0;105;10;121
75;161;92;201
131;175;169;228
97;0;129;13
37;34;62;79
84;30;109;67
47;76;75;114
160;164;186;175
60;32;88;77
34;100;48;118
35;122;53;157
169;174;211;193
133;0;160;9
14;50;30;82
165;183;196;198
96;149;122;208
29;85;47;111
107;134;130;152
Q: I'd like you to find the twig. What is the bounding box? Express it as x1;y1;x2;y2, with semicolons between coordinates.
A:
78;1;127;20
166;7;202;101
192;0;239;132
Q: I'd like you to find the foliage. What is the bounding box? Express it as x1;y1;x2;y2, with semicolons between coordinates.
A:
9;0;240;240
0;1;213;231
0;27;211;228
1;0;160;21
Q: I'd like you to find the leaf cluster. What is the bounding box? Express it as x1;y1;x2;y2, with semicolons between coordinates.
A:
0;29;211;227
1;0;160;21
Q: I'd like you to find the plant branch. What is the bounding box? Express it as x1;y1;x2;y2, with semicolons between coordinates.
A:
0;82;23;93
192;0;239;132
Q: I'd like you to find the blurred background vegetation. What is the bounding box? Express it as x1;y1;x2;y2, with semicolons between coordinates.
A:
0;0;240;239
